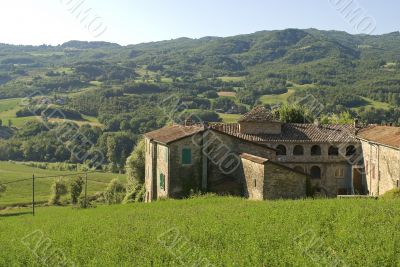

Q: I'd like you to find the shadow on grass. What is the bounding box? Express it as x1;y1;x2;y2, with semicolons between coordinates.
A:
0;211;33;217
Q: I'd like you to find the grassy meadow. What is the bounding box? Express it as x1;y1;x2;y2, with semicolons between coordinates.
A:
0;197;399;266
0;161;125;206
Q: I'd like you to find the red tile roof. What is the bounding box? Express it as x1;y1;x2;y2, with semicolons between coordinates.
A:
210;123;358;143
144;124;204;144
357;125;400;149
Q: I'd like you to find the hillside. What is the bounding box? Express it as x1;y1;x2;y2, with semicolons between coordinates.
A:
0;29;399;171
0;197;399;266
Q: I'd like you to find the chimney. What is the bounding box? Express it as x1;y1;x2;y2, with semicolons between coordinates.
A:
354;119;359;128
314;119;320;127
184;117;193;126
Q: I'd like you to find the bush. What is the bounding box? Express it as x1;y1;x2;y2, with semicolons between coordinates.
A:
49;179;68;205
104;179;126;204
381;189;400;199
0;184;6;197
70;177;85;205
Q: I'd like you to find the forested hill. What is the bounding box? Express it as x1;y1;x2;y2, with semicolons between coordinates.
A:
0;28;399;171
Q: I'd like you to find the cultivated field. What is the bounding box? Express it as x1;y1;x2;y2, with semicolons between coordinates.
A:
0;161;125;206
0;197;399;266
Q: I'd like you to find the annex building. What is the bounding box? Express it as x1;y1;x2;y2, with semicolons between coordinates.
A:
144;107;399;202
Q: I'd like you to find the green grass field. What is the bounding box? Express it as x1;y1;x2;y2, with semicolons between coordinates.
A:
0;197;399;266
0;98;38;127
0;161;125;206
259;89;295;105
218;113;241;123
357;97;392;110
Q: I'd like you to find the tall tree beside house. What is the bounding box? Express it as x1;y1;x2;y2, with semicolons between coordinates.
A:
124;138;145;203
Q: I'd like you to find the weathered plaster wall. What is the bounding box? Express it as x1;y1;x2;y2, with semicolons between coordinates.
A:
241;158;264;200
361;141;400;196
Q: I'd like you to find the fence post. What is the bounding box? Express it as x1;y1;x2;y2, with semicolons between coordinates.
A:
32;174;35;216
84;172;88;208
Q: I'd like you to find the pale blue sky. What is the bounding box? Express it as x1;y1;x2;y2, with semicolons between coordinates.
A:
0;0;398;45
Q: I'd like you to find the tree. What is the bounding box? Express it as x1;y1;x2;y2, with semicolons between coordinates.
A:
124;139;145;202
275;104;314;123
49;179;68;205
70;176;85;205
104;178;126;204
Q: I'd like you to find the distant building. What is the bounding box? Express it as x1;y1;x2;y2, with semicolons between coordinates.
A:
357;126;400;196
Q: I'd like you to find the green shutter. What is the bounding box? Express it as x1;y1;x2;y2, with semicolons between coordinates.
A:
160;173;165;190
182;148;192;165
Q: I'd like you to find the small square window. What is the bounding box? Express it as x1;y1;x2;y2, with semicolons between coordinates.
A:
182;148;192;165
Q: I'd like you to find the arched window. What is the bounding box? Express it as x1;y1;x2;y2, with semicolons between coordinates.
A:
311;145;322;156
276;145;287;156
310;166;321;179
293;166;304;173
293;145;304;156
328;146;339;156
346;145;356;156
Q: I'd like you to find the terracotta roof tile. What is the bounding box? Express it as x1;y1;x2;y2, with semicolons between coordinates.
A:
238;106;279;122
145;124;204;144
210;123;358;143
240;153;269;164
357;125;400;149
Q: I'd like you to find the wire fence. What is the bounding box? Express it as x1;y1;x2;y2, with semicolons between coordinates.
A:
0;171;115;216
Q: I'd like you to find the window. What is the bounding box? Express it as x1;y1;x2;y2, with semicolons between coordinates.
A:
328;146;339;156
335;168;344;178
293;145;304;156
254;179;257;188
276;145;287;156
311;145;322;156
310;166;321;179
182;148;192;165
160;173;165;190
346;145;356;156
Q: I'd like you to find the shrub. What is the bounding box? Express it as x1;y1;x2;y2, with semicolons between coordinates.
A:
381;189;400;199
104;179;126;204
70;177;85;205
0;184;6;197
49;179;68;205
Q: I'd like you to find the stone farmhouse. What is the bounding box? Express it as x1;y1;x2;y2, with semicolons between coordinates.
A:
144;107;399;202
357;126;400;196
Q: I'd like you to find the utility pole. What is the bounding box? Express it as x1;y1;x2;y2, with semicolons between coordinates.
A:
32;174;35;216
84;172;88;208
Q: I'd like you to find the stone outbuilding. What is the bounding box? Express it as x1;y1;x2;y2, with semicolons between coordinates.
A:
357;125;400;196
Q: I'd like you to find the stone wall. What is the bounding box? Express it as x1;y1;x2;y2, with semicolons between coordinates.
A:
144;137;155;202
168;136;203;198
263;142;360;196
156;144;169;199
206;130;276;194
264;162;307;199
361;141;400;196
241;158;264;200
